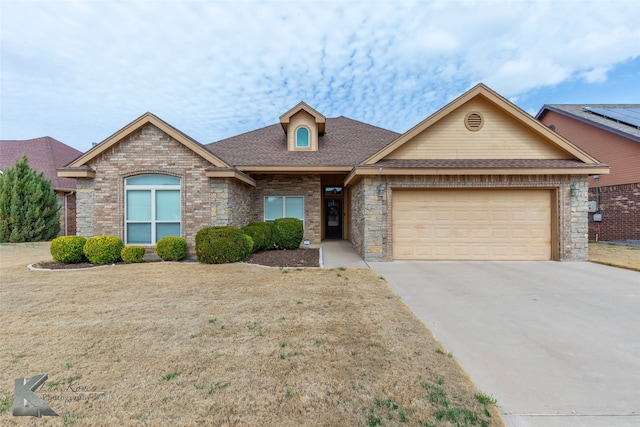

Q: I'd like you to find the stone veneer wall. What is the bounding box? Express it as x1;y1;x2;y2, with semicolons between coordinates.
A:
75;124;218;253
350;174;589;262
76;179;94;237
348;179;366;257
588;182;640;241
210;178;253;227
250;175;322;244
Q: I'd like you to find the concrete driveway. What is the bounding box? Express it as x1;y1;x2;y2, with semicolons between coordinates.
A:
369;261;640;427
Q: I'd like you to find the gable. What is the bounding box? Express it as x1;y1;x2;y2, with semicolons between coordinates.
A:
65;112;229;171
288;110;319;151
366;84;601;165
387;96;571;160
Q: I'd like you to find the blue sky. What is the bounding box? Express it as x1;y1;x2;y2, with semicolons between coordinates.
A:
1;0;639;152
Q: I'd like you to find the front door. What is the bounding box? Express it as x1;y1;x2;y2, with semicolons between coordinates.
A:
325;199;343;239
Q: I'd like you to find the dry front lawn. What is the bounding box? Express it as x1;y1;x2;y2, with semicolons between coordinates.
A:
588;242;640;271
0;243;502;426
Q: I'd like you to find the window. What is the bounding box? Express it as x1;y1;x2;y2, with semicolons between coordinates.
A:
125;174;181;244
295;127;309;148
264;196;304;222
325;187;343;195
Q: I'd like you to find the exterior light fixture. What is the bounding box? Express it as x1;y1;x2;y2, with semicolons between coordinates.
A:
377;184;385;198
570;183;581;197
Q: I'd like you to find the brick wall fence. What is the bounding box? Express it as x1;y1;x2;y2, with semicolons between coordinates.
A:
588;182;640;241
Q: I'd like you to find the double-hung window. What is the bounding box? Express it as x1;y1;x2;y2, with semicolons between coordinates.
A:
125;174;181;244
264;196;304;222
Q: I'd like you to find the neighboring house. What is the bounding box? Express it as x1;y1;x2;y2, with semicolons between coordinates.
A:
58;84;608;261
536;105;640;242
0;137;82;236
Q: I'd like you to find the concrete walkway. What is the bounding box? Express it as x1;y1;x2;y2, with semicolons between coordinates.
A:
318;240;369;268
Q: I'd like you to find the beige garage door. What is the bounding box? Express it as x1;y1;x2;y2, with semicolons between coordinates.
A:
392;189;551;260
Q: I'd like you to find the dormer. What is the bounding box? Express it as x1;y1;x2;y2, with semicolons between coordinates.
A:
279;102;326;152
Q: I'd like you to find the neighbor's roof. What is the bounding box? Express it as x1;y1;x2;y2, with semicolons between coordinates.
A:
0;137;82;191
536;104;640;143
206;116;400;168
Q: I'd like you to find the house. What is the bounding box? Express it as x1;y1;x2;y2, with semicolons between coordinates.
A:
0;136;83;236
58;84;609;261
536;105;640;242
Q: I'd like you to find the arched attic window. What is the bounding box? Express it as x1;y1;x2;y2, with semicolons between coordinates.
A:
295;127;310;148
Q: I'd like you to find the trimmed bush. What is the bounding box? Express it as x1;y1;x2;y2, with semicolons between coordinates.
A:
83;235;124;265
121;246;146;263
245;234;254;254
242;222;274;252
195;226;251;264
50;236;87;263
156;236;187;261
273;218;304;250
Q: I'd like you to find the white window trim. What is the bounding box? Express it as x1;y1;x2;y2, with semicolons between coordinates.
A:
295;126;310;148
125;177;181;245
264;196;304;223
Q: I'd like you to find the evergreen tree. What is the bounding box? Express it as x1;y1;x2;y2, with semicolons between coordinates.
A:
0;154;61;242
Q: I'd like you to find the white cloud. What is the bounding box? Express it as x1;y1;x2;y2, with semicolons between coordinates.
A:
1;0;639;151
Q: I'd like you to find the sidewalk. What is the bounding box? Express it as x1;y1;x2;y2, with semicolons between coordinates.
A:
318;240;369;268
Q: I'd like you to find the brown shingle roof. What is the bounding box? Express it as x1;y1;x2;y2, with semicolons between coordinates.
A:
0;137;82;191
206;116;400;167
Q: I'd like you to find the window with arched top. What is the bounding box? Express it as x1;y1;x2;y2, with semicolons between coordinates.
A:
125;174;181;244
295;127;310;148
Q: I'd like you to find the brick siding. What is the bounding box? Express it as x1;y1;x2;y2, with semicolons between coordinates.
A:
588;182;640;241
249;175;322;244
75;124;222;252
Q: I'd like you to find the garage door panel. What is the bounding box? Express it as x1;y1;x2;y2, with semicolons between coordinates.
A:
392;189;551;260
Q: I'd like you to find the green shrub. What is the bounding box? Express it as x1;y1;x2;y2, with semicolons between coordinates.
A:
273;218;304;250
121;246;146;263
195;226;251;264
83;235;124;265
156;236;187;261
50;236;87;263
242;222;274;252
245;234;254;254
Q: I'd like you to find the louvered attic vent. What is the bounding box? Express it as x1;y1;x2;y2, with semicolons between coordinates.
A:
464;112;484;131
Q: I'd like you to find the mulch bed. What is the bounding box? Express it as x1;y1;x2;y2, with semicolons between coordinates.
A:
244;248;320;268
34;248;320;269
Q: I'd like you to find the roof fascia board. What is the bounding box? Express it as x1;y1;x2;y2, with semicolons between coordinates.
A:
364;84;601;165
57;168;96;178
68;113;229;168
236;165;352;173
344;165;610;186
205;169;256;187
